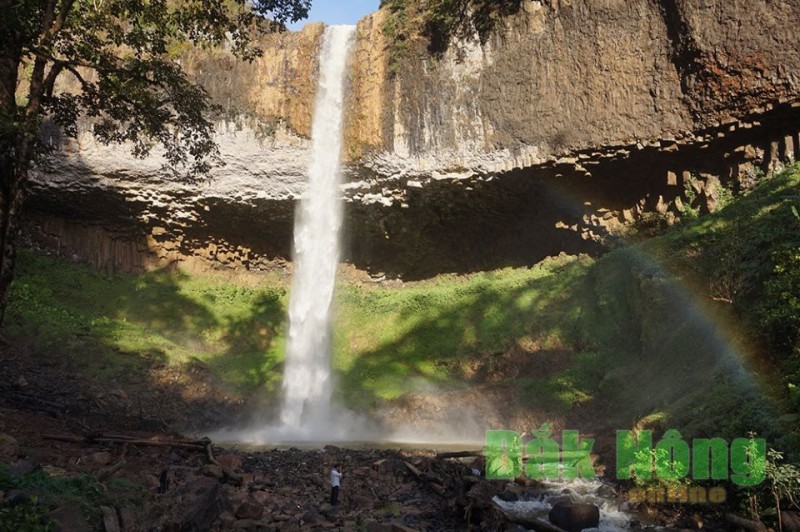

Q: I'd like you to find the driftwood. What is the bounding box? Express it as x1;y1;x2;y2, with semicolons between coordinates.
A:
404;461;448;498
435;450;483;459
96;458;127;482
96;443;128;482
725;513;769;532
42;433;206;450
203;440;242;485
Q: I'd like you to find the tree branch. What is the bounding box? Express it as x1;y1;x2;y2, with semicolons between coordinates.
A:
41;0;77;45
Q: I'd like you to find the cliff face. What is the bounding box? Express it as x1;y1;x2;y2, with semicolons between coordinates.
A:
24;0;800;277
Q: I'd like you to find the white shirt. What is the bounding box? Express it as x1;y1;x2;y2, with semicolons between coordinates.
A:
330;468;342;487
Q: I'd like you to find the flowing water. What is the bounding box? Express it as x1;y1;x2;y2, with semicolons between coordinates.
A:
279;25;356;432
492;478;633;530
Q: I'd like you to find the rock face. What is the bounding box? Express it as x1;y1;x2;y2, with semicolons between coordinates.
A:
23;0;800;278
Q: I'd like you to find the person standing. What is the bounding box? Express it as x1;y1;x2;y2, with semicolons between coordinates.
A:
330;464;343;505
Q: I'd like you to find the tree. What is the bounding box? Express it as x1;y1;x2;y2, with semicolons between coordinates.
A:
0;0;310;324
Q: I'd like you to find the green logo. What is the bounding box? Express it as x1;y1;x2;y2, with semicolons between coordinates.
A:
484;427;766;487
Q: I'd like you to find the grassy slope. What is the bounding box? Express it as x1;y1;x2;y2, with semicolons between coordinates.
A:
6;165;800;452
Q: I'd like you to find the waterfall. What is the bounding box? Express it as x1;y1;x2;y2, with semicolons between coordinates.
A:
279;25;356;431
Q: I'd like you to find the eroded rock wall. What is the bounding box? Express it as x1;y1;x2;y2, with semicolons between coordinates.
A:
23;0;800;278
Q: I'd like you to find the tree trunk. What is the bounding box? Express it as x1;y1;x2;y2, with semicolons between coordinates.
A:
0;160;26;326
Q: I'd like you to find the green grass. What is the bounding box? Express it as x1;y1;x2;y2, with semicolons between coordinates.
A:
6;250;605;414
5;165;800;451
333;254;597;408
7;254;289;397
0;465;149;529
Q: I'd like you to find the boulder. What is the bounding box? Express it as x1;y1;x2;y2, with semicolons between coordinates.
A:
117;506;136;531
0;433;20;459
5;489;31;507
548;502;600;532
301;509;322;524
783;511;800;532
364;521;392;532
89;451;114;466
100;506;121;532
46;504;91;532
232;519;260;530
216;454;243;471
159;477;221;531
9;459;41;477
200;464;224;479
234;498;264;520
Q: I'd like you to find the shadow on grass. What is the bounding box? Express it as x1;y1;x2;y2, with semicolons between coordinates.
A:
4;251;288;431
335;257;600;414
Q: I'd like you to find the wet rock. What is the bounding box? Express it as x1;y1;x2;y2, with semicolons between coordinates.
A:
46;504;91;532
0;433;20;459
497;489;519;502
548;501;600;532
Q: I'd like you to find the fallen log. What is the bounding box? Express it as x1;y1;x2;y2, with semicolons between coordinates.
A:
96;442;128;482
204;442;242;485
42;433;206;450
435;450;483;459
404;461;447;498
96;458;127;482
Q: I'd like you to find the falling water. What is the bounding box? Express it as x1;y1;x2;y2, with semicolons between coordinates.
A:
279;25;356;431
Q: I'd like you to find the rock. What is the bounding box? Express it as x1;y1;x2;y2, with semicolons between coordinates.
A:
117;506;136;531
319;503;337;518
548;502;600;532
235;498;264;520
0;433;20;459
90;451;114;466
783;511;800;531
232;519;260;530
497;489;519;502
216;454;243;471
9;459;41;477
252;490;269;504
364;521;392;532
201;464;225;479
5;489;31;507
100;505;121;532
46;504;91;532
218;511;236;525
140;473;161;492
352;494;374;508
301;510;321;523
390;523;419;532
158;477;221;531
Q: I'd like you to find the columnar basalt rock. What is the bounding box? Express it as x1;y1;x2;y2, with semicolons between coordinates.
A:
23;0;800;278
